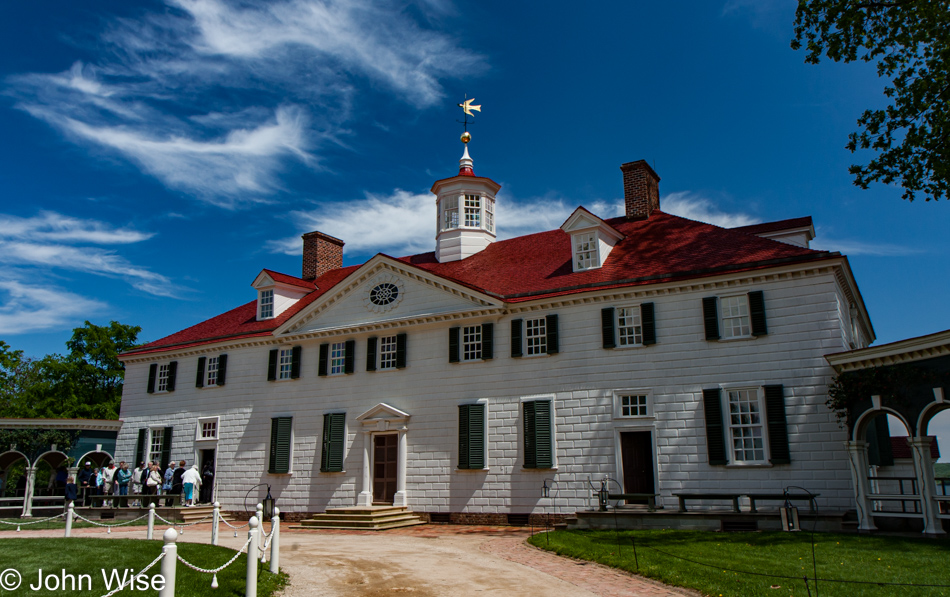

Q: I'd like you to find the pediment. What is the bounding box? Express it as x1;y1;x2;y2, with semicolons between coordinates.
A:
276;255;503;337
252;271;275;289
356;403;411;423
560;206;624;242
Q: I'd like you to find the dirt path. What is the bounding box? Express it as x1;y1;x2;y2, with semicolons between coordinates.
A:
6;524;693;597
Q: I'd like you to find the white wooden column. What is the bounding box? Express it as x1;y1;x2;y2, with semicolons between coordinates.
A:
393;426;408;508
21;466;36;518
909;436;946;536
845;441;877;532
357;431;373;507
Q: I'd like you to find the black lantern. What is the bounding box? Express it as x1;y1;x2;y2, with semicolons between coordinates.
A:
541;479;551;498
781;490;800;532
262;486;276;520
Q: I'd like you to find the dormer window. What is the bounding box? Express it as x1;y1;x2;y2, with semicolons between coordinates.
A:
573;232;599;270
259;289;274;319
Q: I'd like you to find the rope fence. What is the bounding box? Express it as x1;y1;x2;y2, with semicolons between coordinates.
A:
0;512;65;531
98;551;165;597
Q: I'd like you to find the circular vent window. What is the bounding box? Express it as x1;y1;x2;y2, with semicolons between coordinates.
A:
369;282;399;306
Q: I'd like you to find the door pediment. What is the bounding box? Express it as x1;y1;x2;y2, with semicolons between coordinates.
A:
357;403;410;431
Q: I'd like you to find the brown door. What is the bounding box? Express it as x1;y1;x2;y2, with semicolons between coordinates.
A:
373;434;398;504
620;431;655;504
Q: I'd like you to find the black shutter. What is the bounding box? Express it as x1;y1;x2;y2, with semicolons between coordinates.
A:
641;302;657;346
160;427;173;469
448;327;460;363
524;400;553;469
344;340;355;374
195;357;206;388
702;388;727;465
459;404;485;469
703;297;720;340
545;314;559;355
267;349;278;381
166;361;178;392
216;354;228;386
269;417;292;474
601;307;616;349
481;324;493;360
318;344;329;376
321;413;345;472
147;364;157;393
748;290;768;336
764;384;790;464
511;319;523;357
396;333;407;369
366;337;378;372
135;429;147;466
290;346;302;379
867;415;894;467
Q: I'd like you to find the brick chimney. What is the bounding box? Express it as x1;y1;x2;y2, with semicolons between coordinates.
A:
301;231;344;281
620;160;660;219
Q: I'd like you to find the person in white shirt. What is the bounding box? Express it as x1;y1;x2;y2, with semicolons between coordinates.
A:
181;465;202;507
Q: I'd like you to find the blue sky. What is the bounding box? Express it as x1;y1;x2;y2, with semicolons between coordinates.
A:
2;2;949;447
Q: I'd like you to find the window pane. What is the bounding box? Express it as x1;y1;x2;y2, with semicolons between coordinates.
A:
260;289;274;319
464;194;481;227
620;394;649;417
617;307;643;346
525;318;547;356
721;296;751;338
727;389;765;462
379;335;397;369
206;356;219;386
157;364;169;392
278;348;293;379
462;326;482;361
574;233;598;270
330;342;346;375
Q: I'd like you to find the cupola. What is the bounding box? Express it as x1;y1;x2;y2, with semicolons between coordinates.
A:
430;111;500;262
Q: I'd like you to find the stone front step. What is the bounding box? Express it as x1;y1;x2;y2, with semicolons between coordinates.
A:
293;506;427;531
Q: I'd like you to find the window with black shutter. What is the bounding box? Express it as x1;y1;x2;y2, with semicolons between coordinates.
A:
545;314;559;354
702;388;727;465
481;324;493;360
366;337;378;372
510;319;523;357
166;361;178;392
763;384;790;464
448;327;460;363
267;349;279;381
147;364;157;393
290;346;302;379
523;400;553;469
458;403;486;469
135;429;147;466
748;290;768;336
601;307;616;349
160;427;173;469
703;297;720;340
396;333;407;368
216;354;228;386
343;340;356;374
268;417;293;474
641;302;657;345
318;344;329;376
320;413;346;472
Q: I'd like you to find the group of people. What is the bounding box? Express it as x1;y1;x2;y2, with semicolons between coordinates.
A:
63;460;214;508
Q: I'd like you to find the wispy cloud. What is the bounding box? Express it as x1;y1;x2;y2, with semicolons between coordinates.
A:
6;0;483;206
268;190;623;258
661;191;760;228
811;237;922;257
0;279;106;335
0;211;177;297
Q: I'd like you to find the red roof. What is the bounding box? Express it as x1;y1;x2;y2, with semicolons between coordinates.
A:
262;269;316;290
125;212;837;355
732;216;813;236
890;436;940;460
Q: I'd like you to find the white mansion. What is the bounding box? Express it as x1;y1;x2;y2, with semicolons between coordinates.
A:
116;143;874;521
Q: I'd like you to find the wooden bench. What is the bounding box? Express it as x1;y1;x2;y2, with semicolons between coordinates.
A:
673;493;742;513
608;493;659;511
746;493;820;514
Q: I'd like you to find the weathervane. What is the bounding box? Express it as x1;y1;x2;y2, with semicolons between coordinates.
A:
456;95;481;143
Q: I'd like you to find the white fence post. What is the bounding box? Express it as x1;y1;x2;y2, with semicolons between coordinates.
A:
147;503;155;540
159;528;177;597
269;508;280;574
246;516;259;597
211;501;220;546
64;503;74;538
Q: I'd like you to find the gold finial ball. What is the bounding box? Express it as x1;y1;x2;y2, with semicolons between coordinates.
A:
460;131;471;144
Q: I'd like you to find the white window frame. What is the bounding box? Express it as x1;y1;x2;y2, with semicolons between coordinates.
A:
572;232;599;271
195;416;220;442
205;356;219;387
329;342;346;375
524;317;547;357
442;196;459;231
720;294;752;339
147;428;164;464
464;194;481;227
613;389;653;419
485;197;495;233
378;335;398;370
520;394;557;470
456;398;490;472
156;364;170;393
616;306;643;347
722;386;770;465
462;325;482;361
278;348;294;380
259;289;275;320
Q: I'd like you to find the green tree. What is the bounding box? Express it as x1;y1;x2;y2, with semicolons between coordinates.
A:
0;341;43;416
0;321;141;420
792;0;950;202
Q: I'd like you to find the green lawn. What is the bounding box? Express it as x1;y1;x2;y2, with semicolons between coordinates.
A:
529;529;950;597
0;538;287;596
935;462;950;478
0;516;152;532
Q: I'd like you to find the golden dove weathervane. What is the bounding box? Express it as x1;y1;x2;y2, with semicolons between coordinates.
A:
456;95;481;144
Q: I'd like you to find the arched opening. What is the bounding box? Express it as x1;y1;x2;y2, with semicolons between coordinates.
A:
919;404;950;516
32;451;69;497
853;410;917;520
75;450;112;470
0;451;29;498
